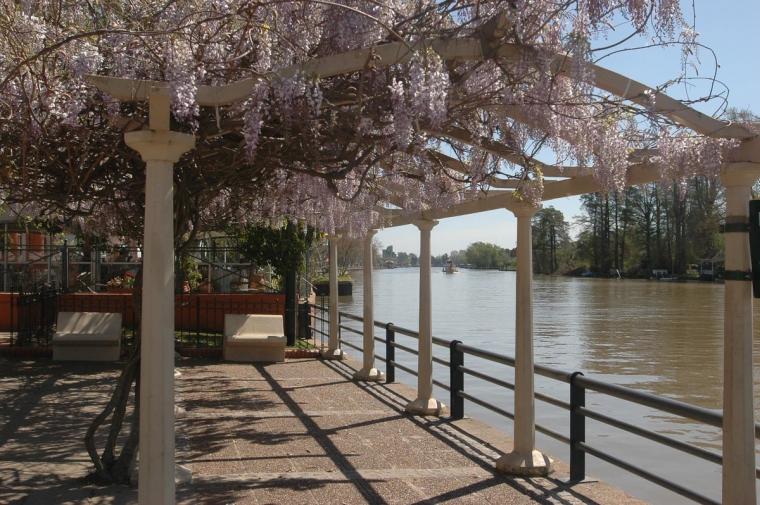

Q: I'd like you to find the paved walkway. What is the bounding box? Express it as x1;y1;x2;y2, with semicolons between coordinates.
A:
0;356;645;504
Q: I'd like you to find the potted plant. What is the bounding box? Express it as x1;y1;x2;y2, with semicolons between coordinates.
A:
312;273;353;296
105;273;135;293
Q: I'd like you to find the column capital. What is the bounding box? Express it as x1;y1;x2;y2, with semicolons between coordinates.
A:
327;233;342;241
413;219;439;232
125;130;196;163
721;162;760;188
365;229;378;239
510;202;540;218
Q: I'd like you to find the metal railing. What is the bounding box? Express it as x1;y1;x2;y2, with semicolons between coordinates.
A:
0;242;279;294
311;304;760;505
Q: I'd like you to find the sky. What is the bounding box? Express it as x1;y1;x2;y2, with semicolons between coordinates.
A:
376;0;760;256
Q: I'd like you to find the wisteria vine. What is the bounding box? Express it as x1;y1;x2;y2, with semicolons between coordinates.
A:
0;0;747;241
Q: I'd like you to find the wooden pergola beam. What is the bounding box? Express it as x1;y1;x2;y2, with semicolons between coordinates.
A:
380;160;760;228
87;28;752;139
426;127;591;178
383;189;517;227
425;149;524;189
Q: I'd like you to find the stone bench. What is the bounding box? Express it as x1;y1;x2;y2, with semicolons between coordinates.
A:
52;312;122;362
223;314;285;362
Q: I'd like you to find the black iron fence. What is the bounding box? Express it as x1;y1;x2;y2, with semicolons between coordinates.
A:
0;243;276;294
311;304;760;505
11;286;58;346
308;301;330;349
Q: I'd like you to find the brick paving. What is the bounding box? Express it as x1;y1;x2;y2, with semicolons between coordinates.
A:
0;356;646;504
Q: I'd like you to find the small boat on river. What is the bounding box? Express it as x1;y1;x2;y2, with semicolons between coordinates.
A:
442;260;459;274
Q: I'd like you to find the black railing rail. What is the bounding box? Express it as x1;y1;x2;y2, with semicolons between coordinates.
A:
307;301;329;350
317;305;760;505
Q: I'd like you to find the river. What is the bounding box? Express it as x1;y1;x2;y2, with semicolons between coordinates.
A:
328;267;760;504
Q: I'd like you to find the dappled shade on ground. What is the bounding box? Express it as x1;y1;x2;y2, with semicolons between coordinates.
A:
0;357;644;504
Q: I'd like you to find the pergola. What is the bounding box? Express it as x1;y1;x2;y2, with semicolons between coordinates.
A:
86;15;759;505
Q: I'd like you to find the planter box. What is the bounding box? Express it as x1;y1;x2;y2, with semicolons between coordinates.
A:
313;280;352;297
286;348;320;359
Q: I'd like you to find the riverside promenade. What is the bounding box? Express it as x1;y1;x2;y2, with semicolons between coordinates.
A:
0;356;643;504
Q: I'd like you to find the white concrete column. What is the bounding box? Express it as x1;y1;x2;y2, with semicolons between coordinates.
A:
496;204;551;476
720;165;758;505
354;230;384;381
125;127;195;505
405;219;446;416
322;235;345;360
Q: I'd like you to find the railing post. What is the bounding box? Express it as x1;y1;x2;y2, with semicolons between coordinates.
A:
569;371;586;482
450;340;464;420
385;323;395;383
337;312;342;347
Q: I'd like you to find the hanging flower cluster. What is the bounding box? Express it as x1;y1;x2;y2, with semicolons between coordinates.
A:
0;0;744;240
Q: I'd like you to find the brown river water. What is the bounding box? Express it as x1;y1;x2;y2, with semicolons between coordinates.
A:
334;268;760;504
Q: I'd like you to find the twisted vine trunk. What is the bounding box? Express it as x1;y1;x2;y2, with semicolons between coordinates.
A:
84;268;142;484
83;201;197;484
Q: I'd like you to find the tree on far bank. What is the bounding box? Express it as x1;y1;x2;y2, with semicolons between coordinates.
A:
575;178;726;277
532;207;572;274
465;242;512;269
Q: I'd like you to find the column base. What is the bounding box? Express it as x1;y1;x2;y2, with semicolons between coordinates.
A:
353;367;385;382
495;450;552;477
405;397;448;417
176;464;193;485
129;460;193;486
321;348;347;360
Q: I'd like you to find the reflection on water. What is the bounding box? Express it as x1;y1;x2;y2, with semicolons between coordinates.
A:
336;268;760;504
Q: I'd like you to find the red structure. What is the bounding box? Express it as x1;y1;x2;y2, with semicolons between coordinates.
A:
0;292;285;333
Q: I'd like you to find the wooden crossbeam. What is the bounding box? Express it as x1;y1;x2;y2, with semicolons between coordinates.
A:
86;20;752;140
426;127;591;177
425;150;522;189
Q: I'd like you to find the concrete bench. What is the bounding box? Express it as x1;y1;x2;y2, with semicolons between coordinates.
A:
52;312;122;362
223;314;285;362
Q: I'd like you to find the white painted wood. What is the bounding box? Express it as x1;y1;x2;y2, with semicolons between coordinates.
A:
328;236;339;351
195;37;484;106
322;236;345;359
426;128;590;178
86;26;750;139
495;205;551;476
384;190;517;228
513;206;537;454
492;44;753;139
124;126;194;505
720;164;760;505
354;230;384;382
425;149;535;188
405;220;446;416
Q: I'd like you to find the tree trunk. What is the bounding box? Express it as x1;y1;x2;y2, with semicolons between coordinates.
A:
84;267;142;485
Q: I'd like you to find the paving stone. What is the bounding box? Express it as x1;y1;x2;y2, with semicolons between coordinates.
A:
0;357;646;504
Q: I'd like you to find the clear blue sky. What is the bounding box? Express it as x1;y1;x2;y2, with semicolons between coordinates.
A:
377;0;760;255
